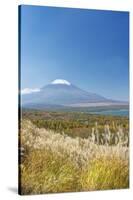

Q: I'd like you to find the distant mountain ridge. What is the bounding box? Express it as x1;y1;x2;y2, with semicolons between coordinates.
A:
21;79;128;109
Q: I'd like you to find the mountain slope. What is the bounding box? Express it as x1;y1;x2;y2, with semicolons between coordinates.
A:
21;79;128;109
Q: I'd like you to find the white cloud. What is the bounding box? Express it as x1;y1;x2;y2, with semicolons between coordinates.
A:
21;88;40;95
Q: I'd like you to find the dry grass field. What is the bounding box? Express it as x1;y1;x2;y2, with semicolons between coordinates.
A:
19;118;129;195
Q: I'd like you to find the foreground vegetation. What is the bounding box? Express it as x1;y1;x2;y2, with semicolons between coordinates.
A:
22;110;129;143
19;119;129;195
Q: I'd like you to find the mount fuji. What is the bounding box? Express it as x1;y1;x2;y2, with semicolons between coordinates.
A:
21;79;128;109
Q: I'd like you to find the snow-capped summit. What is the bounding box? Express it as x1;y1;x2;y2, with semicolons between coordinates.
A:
22;79;128;109
51;79;71;86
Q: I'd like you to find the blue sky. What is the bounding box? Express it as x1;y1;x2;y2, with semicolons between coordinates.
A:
20;5;129;101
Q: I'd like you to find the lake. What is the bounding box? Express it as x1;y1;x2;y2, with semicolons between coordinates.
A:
90;109;129;117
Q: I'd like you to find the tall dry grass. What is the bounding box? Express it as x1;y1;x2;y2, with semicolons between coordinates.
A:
19;120;129;194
